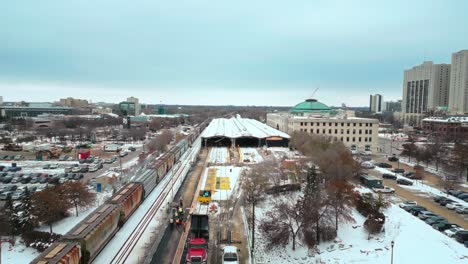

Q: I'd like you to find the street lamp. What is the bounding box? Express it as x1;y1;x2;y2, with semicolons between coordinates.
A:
391;240;395;264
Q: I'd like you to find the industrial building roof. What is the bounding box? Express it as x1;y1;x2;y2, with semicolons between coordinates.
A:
201;116;290;139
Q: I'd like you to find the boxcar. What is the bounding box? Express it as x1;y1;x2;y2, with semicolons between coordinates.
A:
63;204;120;263
31;242;81;264
109;182;144;223
156;160;167;179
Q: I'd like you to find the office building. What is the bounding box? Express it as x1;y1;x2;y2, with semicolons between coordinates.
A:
126;97;140;116
266;98;379;152
383;100;402;112
58;97;89;107
369;94;383;113
402;61;451;125
448;50;468;114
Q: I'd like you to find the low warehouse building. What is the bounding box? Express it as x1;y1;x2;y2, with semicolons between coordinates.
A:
201;116;290;147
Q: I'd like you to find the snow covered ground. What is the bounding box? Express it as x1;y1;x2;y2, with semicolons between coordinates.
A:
239;147;263;163
254;198;468;264
268;147;300;160
1;237;40;264
378;133;408;141
200;165;244;201
208;147;229;163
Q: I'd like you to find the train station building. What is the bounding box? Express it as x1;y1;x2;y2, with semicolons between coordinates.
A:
201;116;290;147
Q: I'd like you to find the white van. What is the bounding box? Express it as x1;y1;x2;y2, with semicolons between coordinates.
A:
222;246;239;264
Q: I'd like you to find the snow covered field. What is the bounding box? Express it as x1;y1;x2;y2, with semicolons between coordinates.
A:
239;147;263;163
254;199;468;264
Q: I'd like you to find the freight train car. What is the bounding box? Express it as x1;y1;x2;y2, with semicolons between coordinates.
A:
62;204;120;263
109;182;144;224
31;242;81;264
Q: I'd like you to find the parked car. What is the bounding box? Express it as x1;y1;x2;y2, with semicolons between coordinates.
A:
42;164;50;169
418;211;438;220
432;222;458;232
14;155;24;160
396;178;413;186
222;246;239;264
446;203;462;210
439;199;455;206
392;168;405;173
39;177;48;184
0;191;13;200
455;206;468;214
447;189;463;196
20;176;31;184
382;173;397;180
72;166;81;173
444;227;464;237
388;156;399;162
49;163;59;169
73;174;84;180
375;162;392;168
88;164;99;172
403;205;423;212
372;186;395;194
128;146;136;152
119;151;129;157
425;216;447;225
410;207;427;216
433;195;446;203
11;192;25;200
399;201;417;209
455;231;468;244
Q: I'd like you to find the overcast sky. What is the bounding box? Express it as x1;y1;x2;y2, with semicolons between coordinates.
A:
1;0;467;107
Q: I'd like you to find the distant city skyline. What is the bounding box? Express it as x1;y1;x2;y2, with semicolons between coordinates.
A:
1;0;468;106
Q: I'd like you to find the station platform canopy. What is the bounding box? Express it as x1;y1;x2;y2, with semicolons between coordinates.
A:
201;116;290;147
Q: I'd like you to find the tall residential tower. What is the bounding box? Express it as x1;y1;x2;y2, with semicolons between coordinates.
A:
448;50;468;114
402;61;451;125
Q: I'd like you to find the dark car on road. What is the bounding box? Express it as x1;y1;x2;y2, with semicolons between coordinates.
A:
382;173;397;180
409;207;427;216
388;156;399;162
397;178;413;186
439;198;455;206
392;168;405;173
433;222;459;232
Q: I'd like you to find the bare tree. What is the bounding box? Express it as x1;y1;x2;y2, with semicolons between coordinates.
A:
63;182;96;217
260;198;304;251
31;187;71;233
242;165;269;258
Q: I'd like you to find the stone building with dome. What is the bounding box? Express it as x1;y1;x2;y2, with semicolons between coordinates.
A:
266;98;379;152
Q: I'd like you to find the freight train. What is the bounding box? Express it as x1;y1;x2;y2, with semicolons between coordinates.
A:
31;120;210;264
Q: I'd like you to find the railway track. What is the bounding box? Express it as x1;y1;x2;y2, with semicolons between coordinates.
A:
105;139;201;264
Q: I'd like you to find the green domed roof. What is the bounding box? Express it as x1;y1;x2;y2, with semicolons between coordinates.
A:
289;99;331;114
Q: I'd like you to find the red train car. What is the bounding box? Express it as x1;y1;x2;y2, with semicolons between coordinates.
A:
109;182;144;223
31;242;81;264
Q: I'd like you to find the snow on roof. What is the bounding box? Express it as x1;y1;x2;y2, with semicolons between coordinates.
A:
422;116;468;123
201;116;290;139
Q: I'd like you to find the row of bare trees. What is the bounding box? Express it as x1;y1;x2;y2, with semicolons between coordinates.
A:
400;136;468;185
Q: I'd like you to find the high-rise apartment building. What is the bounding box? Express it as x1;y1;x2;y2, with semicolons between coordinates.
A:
448;50;468;114
402;61;451;125
369;94;383;113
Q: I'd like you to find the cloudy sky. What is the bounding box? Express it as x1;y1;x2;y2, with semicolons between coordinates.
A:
1;0;467;106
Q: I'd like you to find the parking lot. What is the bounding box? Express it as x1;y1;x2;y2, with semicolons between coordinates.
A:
0;146;142;202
